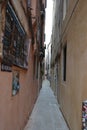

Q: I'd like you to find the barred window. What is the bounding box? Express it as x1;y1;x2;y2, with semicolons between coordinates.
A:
2;2;28;69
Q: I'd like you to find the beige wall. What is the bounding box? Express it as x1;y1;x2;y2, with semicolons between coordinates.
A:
59;0;87;130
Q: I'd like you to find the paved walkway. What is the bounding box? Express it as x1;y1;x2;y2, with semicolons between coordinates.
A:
24;79;69;130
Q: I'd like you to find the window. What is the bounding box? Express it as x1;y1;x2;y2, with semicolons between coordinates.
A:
63;0;66;20
63;44;67;81
33;55;36;79
36;57;38;79
27;0;31;8
63;0;69;20
2;2;28;69
45;0;47;8
33;56;38;79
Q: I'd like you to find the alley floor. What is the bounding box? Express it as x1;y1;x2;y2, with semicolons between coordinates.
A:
24;79;69;130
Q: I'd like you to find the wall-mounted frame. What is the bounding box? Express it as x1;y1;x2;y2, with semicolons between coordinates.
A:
12;70;20;96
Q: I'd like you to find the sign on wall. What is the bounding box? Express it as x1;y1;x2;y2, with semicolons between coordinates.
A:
1;63;12;72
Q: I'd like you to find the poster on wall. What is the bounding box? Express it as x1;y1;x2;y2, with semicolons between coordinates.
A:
12;71;20;96
82;100;87;130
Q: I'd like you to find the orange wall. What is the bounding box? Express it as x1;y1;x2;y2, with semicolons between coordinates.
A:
0;1;39;130
0;47;38;130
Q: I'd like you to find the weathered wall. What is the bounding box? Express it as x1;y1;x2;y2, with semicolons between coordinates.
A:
59;0;87;130
0;0;39;130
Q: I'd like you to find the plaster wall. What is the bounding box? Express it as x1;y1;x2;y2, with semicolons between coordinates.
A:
59;0;87;130
0;1;39;130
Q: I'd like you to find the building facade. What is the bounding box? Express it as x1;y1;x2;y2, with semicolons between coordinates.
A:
45;41;51;80
0;0;46;130
51;0;87;130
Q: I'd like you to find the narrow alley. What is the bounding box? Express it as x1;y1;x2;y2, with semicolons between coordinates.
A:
1;0;87;129
24;78;69;130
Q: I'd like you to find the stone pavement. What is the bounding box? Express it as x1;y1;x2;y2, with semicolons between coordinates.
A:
24;79;69;130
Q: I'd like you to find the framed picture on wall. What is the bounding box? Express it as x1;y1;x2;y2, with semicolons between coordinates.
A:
12;70;20;96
